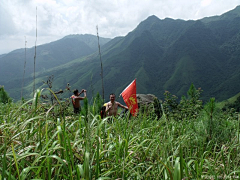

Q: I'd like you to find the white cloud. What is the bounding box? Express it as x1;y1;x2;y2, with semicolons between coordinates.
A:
201;0;212;7
0;0;239;54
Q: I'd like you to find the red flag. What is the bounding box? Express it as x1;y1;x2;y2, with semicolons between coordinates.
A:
121;79;138;116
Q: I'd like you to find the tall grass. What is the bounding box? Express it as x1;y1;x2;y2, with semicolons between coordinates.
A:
0;90;240;179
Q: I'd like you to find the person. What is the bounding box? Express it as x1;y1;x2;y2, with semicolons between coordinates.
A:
70;89;87;114
100;103;107;119
105;93;128;116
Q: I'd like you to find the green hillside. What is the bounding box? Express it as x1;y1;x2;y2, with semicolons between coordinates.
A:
216;92;240;109
1;6;240;102
0;34;111;83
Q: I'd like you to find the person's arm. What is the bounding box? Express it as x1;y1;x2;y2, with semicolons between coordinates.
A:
105;102;111;113
117;102;128;110
75;89;87;100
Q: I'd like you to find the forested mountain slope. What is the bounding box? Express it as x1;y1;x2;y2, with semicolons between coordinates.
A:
1;6;240;102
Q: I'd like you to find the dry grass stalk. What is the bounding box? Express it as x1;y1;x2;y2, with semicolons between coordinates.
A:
96;25;104;100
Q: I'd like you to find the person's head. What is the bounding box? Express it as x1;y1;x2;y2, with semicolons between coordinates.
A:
110;93;115;102
73;89;79;96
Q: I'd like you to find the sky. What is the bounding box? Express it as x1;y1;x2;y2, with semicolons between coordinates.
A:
0;0;240;55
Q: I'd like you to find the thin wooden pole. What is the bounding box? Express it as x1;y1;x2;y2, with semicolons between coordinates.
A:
33;7;37;96
96;26;104;100
21;36;27;100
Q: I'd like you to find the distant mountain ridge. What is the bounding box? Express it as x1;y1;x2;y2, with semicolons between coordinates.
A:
201;5;240;22
0;34;111;82
1;6;240;102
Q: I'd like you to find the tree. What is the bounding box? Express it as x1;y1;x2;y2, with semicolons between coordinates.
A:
0;86;12;103
183;83;203;119
162;83;203;120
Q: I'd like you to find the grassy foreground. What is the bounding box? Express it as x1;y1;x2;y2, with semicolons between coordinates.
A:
0;91;240;179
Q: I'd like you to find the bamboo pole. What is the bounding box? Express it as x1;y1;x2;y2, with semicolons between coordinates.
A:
96;26;104;100
21;36;27;100
33;7;37;96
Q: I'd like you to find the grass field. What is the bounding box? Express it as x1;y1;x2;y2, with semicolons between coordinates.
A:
0;90;240;179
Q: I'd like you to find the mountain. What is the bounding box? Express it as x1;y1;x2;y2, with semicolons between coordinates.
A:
0;34;111;82
201;5;240;22
1;6;240;102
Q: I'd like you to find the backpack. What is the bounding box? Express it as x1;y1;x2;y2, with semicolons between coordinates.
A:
100;104;107;118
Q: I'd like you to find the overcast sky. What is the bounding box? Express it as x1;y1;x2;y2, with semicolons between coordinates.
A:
0;0;239;55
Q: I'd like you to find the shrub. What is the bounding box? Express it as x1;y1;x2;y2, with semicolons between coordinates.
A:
162;83;203;120
0;86;12;104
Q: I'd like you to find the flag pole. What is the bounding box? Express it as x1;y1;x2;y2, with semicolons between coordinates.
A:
119;79;136;97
